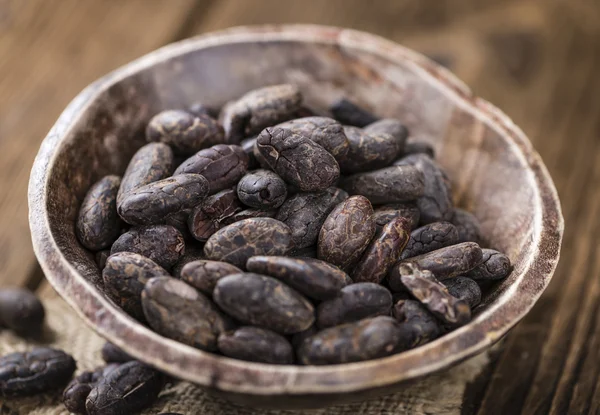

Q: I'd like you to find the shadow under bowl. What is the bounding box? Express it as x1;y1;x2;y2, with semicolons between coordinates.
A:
28;24;563;409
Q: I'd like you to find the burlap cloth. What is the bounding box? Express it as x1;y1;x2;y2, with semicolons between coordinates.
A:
0;287;493;414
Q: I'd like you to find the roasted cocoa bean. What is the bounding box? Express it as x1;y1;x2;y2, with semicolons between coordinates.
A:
316;283;392;328
341;165;425;204
188;189;245;242
317;195;376;270
101;342;134;363
142;277;232;351
329;98;378;127
237;169;288;209
218;326;294;364
174;144;249;193
444;277;482;308
256;126;340;192
213;273;314;334
76;175;122;251
180;260;242;295
63;365;118;415
0;289;45;335
204;218;293;268
110;225;185;270
451;208;483;244
222;208;277;224
373;203;421;231
392;299;442;346
465;249;513;281
364;118;408;149
400;221;459;260
339;126;404;173
246;256;350;301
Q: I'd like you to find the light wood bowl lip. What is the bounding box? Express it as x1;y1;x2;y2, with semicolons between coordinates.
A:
28;24;564;395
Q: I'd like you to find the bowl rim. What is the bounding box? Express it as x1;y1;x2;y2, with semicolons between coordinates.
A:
28;24;564;395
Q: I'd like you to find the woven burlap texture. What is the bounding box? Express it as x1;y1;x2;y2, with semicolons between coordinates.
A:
0;288;490;415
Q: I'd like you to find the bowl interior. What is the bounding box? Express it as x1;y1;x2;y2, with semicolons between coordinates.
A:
31;26;562;397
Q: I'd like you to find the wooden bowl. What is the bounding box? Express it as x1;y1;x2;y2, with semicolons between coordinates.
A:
28;25;563;409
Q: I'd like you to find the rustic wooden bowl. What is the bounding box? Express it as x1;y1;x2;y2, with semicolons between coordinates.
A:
29;25;563;409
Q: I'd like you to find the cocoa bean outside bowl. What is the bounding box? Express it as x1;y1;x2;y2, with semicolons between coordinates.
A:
28;25;563;409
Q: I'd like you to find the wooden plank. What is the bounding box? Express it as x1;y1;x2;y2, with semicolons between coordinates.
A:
0;0;199;288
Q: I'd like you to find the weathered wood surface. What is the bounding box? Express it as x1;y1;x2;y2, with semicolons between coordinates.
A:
0;0;598;413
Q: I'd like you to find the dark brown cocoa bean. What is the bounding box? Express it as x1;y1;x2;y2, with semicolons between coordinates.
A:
397;263;471;326
95;249;111;270
403;138;435;158
222;208;278;224
118;174;209;226
213;273;314;334
173;144;249;193
0;348;76;397
316;283;392;328
297;316;407;365
76;175;122;251
352;217;412;284
218;326;294;364
237;169;288;209
256;126;340;192
465;249;513;281
317;195;376;270
329;98;378;127
400;221;459;260
146;109;224;156
276;116;350;161
63;366;106;415
392;299;442;346
394;242;483;281
171;245;205;278
246;256;350;301
204;218;293;268
341;165;425;204
188;189;245;242
276;187;348;248
444;277;482;308
101;342;134;363
110;225;185;270
86;361;162;415
373;203;421;231
222;84;302;143
142;277;232;351
102;252;170;321
0;289;45;335
451;208;483;244
180;260;242;295
117;142;174;205
164;208;194;241
395;153;453;223
339;126;404;173
364;118;408;148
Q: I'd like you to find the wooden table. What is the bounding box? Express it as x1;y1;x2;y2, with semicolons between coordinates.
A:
0;1;598;413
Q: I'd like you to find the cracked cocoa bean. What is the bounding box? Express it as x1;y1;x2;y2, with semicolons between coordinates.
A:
76;175;122;251
444;277;482;308
317;195;376;270
339;126;404;173
403;138;435;158
86;361;162;415
388;263;438;293
0;289;45;335
329;98;378;127
221;84;302;143
397;263;471;326
395;153;453;223
298;316;407;365
213;273;314;334
180;260;242;295
110;225;185;270
316;283;392;328
218;326;294;364
392;299;442;346
101;342;134;363
118;174;209;226
146;109;224;156
174;144;249;193
188;189;245;242
394;242;483;281
341;165;425;204
400;221;459;260
223;208;277;224
451;208;483;244
276;187;348;248
0;348;76;397
142;277;232;351
204;218;293;268
102;252;170;321
63;365;118;415
246;256;350;301
465;249;513;281
276;116;350;161
373;202;421;231
352;217;412;284
237;169;288;209
117;142;174;205
256;126;340;192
